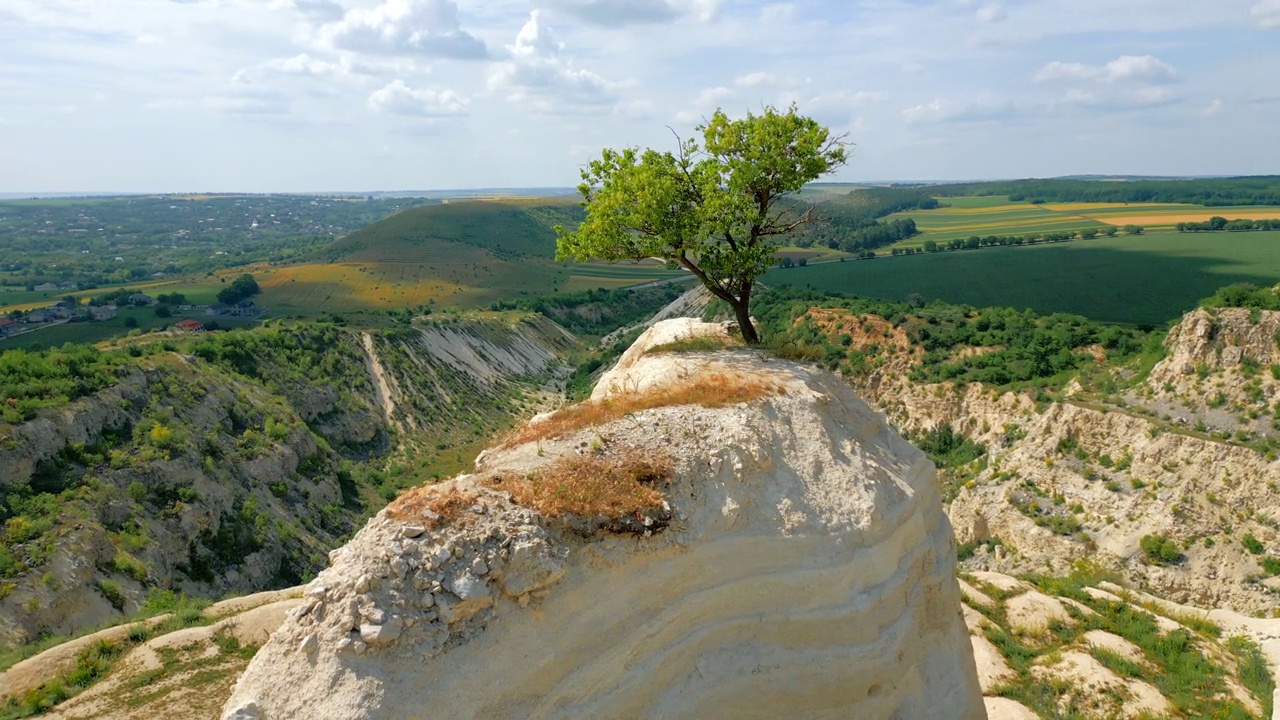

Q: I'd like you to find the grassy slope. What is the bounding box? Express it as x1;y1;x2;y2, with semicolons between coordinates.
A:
765;230;1280;326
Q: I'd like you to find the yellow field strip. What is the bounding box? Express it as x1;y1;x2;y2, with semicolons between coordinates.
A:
1091;211;1280;226
1042;203;1200;212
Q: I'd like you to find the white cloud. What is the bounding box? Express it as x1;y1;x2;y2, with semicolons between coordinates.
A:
316;0;487;59
260;53;349;78
694;86;733;106
1203;99;1224;116
488;11;619;113
367;79;467;116
976;4;1007;23
1252;0;1280;27
734;72;776;88
1055;86;1176;110
553;0;723;27
1036;55;1178;84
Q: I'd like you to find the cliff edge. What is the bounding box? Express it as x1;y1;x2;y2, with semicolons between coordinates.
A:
222;318;984;720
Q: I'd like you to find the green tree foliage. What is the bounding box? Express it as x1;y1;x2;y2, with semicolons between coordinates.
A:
216;273;260;305
751;286;1153;387
0;346;127;422
1178;217;1280;232
912;424;986;468
556;105;848;343
1202;283;1280;310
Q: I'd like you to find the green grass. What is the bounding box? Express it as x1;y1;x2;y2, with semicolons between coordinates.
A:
765;230;1280;326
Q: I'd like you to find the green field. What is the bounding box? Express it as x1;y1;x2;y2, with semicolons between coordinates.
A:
766;230;1280;326
884;199;1107;245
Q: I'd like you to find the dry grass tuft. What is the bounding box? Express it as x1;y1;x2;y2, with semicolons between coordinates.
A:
385;485;479;525
483;450;671;528
506;372;782;446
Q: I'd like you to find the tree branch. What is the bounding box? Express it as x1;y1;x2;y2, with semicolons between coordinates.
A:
676;250;736;303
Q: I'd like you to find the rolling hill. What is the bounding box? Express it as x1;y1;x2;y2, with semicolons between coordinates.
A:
253;199;684;316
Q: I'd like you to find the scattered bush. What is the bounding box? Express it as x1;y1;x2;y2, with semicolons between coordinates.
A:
1141;534;1182;564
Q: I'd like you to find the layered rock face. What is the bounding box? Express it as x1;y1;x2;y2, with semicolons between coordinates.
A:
224;319;984;720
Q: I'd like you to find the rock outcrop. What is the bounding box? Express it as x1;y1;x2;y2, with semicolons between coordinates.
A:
802;304;1280;614
223;318;984;719
959;570;1274;719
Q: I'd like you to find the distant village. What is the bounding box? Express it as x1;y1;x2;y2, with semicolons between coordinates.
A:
0;289;266;340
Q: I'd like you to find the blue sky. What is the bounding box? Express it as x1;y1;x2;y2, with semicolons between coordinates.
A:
2;0;1277;192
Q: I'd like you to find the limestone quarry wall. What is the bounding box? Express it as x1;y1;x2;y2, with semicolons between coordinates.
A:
224;319;985;720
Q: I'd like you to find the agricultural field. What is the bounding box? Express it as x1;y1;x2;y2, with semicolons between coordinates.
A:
883;197;1280;246
765;230;1280;326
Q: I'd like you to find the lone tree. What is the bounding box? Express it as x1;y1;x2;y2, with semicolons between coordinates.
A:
555;105;847;344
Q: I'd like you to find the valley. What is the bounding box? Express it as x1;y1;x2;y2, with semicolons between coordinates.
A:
5;177;1280;719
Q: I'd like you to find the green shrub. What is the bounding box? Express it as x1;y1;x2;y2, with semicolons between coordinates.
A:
1140;534;1182;564
1243;533;1265;555
97;580;126;612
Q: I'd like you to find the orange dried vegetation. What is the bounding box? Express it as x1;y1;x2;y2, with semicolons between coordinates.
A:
482;450;671;520
385;485;479;525
505;372;783;446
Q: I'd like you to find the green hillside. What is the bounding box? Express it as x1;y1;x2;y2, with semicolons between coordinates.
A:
237;199;679;316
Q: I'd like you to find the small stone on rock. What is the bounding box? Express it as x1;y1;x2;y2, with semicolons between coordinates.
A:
223;701;263;720
299;634;318;654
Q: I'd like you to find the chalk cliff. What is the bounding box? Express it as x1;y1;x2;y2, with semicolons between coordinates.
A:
223;318;985;719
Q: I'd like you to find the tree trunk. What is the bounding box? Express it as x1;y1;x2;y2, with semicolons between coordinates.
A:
728;296;760;345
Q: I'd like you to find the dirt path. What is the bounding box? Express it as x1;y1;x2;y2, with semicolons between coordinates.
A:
361;332;401;431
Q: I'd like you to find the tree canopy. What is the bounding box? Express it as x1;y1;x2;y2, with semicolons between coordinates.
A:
217;273;260;305
555;105;847;343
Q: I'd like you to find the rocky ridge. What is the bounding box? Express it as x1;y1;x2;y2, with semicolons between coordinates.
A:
223;318;984;719
0;315;579;651
807;305;1280;615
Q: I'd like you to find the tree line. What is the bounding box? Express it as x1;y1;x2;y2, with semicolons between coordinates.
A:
1176;217;1280;232
925;177;1280;206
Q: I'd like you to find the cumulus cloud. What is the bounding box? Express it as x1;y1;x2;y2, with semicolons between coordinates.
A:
902;98;1018;125
1253;0;1280;27
259;53;349;77
488;11;619;112
316;0;486;59
1054;86;1176;111
367;79;467;116
734;72;776;88
553;0;722;27
1036;55;1178;84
